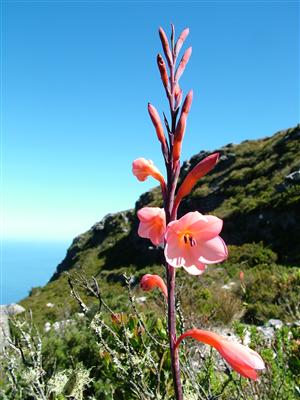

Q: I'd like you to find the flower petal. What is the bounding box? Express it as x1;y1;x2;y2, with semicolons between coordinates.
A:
183;264;206;275
198;236;228;264
191;215;223;241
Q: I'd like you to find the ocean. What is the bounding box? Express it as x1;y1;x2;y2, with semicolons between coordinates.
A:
1;240;70;305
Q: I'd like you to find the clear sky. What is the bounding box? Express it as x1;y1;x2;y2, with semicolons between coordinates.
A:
2;0;299;241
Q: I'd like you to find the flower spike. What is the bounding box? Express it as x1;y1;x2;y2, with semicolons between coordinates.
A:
175;329;265;380
140;274;168;298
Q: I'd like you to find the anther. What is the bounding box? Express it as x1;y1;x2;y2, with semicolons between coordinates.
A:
189;237;196;247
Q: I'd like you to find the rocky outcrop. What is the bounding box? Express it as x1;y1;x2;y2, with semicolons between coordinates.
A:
49;124;300;282
0;304;25;351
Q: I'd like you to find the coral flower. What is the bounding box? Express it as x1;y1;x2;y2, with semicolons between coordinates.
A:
164;211;228;275
140;274;168;298
132;158;166;189
175;329;265;380
137;207;166;246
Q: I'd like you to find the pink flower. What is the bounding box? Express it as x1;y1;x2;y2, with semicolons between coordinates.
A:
164;211;228;275
140;274;168;298
137;207;166;246
132;158;166;188
176;329;265;380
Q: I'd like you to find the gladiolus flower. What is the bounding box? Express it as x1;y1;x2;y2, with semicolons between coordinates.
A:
174;153;219;210
137;207;166;246
175;328;265;380
132;158;166;188
164;211;228;275
140;274;168;298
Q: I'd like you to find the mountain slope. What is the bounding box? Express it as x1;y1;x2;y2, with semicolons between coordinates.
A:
20;125;300;325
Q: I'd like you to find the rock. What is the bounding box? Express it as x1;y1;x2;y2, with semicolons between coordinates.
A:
0;304;25;352
5;303;25;315
136;296;147;303
221;282;236;290
285;170;300;183
44;322;51;332
257;326;274;341
267;319;284;330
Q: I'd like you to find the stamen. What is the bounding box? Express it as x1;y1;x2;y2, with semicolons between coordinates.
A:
189;237;196;247
183;234;196;247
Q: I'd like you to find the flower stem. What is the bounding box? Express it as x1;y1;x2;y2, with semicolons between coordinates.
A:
164;65;183;400
166;263;183;400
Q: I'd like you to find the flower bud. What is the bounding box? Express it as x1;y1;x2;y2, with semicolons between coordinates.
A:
159;27;173;67
175;47;192;82
174;153;219;208
148;103;167;147
140;274;168;298
157;54;169;89
174;28;189;56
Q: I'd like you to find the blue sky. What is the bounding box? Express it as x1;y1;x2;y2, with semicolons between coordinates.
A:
2;0;299;241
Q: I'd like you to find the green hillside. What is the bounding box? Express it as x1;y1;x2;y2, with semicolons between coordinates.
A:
20;125;300;327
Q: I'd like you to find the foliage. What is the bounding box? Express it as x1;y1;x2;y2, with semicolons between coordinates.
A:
1;277;299;399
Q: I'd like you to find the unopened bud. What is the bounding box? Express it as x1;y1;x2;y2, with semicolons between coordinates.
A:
175;47;192;82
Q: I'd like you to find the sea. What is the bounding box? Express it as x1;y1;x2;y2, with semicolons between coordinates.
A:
1;240;70;305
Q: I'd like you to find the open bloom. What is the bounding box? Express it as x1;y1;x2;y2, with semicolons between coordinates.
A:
176;329;265;380
164;211;228;275
140;274;168;298
132;158;166;188
137;207;166;246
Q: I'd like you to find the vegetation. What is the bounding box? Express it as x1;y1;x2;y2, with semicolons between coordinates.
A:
1;275;299;399
1;125;299;398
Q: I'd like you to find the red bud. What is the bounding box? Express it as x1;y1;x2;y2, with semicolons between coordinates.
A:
175;47;192;82
174;28;189;56
159;27;173;67
174;153;219;209
148;103;167;147
172;90;193;161
157;54;169;89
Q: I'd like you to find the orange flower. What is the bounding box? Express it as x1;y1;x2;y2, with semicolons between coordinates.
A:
176;329;265;380
137;207;166;246
140;274;168;298
132;158;166;188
